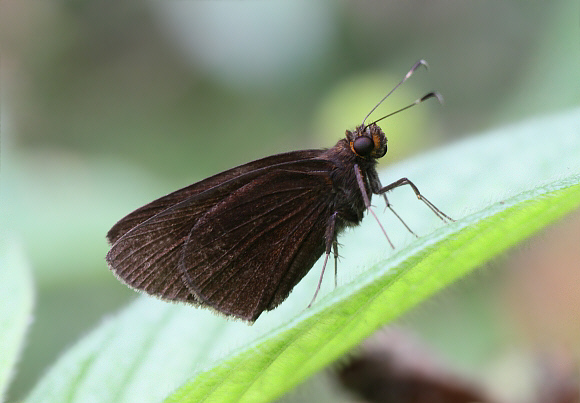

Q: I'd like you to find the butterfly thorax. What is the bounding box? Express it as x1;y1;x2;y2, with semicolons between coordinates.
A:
321;134;382;229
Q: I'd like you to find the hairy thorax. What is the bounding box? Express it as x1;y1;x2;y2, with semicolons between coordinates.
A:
321;139;378;229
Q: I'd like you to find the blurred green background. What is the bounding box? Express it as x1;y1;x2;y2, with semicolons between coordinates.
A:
1;1;579;401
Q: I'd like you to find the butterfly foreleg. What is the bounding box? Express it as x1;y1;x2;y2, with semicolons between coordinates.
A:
354;164;394;249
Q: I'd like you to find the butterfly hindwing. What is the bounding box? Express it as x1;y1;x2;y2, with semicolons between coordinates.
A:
179;162;335;321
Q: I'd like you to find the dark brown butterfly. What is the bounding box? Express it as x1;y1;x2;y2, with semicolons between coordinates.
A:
106;60;453;323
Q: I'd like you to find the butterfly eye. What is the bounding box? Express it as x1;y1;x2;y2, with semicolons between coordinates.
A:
353;136;374;156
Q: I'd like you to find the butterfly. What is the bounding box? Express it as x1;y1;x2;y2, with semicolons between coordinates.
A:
106;60;452;323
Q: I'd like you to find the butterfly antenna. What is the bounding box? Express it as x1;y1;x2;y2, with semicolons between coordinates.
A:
365;91;443;129
361;59;429;127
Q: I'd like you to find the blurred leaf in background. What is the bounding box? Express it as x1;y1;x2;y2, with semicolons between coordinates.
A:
0;0;578;402
0;239;34;402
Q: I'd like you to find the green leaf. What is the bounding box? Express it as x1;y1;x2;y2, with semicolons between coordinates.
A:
0;238;35;402
25;107;580;403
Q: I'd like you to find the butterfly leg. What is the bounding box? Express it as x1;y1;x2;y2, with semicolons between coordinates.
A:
333;241;339;288
384;193;419;237
308;212;338;308
377;177;454;222
368;170;419;237
354;164;394;249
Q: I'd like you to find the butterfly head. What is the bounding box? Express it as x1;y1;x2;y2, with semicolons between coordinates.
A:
346;123;387;160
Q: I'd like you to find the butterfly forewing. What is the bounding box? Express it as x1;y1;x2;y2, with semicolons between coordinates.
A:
106;153;336;320
106;150;323;244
